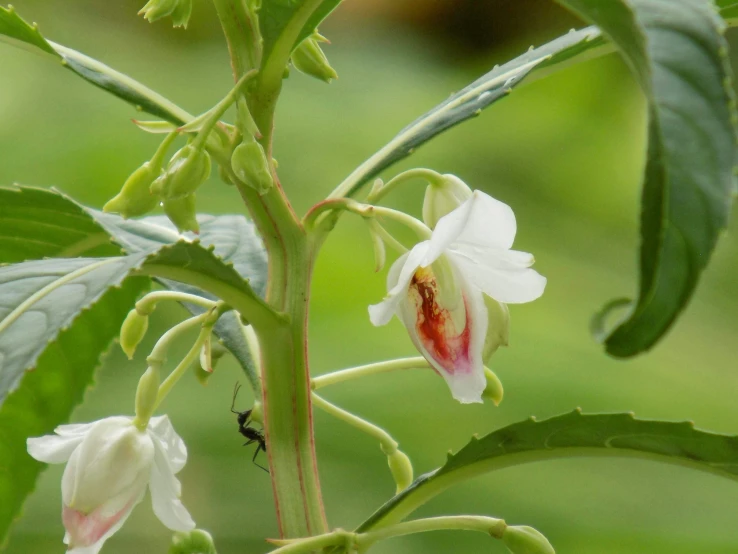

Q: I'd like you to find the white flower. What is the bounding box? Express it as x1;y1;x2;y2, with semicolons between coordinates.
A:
27;415;194;554
369;190;546;403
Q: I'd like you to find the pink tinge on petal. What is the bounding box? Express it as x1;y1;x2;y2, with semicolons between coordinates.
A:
62;498;134;549
409;269;472;376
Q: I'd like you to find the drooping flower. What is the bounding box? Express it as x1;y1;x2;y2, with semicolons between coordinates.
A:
369;190;546;403
27;415;194;554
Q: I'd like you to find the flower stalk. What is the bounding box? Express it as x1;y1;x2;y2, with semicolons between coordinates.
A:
311;393;413;493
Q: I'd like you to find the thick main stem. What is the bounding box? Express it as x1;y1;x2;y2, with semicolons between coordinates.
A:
259;239;327;538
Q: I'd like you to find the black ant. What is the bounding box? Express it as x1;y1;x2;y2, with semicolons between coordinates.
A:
231;383;268;473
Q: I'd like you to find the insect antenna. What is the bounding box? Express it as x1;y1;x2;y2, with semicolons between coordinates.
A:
231;382;242;414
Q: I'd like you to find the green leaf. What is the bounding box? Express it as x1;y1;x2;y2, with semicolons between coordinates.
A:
0;6;55;55
87;211;267;393
0;7;190;124
555;0;737;357
329;26;609;200
1;187;267;392
260;0;342;62
88;211;268;297
357;411;738;532
0;185;118;262
0;254;151;400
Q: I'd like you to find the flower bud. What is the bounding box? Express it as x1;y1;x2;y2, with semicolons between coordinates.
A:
120;308;150;360
231;141;274;194
482;367;504;406
291;35;338;83
139;0;178;22
422;174;473;229
502;525;555;554
103;162;160;219
151;145;211;199
135;365;161;427
483;296;510;362
169;529;217;554
163;194;200;234
381;444;413;493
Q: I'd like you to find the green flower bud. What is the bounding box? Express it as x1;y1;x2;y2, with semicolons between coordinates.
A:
120;308;150;360
502;525;555;554
103;162;160;219
170;0;192;28
231;141;274;194
388;448;413;493
291;35;338;83
380;443;413;493
482;367;504;406
483;296;510;362
134;364;161;428
169;529;217;554
422;174;473;229
139;0;178;22
152;145;211;199
163;194;200;234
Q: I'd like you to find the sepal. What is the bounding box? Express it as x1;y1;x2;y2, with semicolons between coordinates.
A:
422;174;473;229
291;33;338;83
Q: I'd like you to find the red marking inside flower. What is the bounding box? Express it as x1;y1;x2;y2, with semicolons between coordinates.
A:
63;498;134;548
410;268;471;375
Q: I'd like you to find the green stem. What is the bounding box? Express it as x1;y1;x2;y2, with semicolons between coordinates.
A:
312;357;429;390
356;516;507;552
212;0;331;540
312;393;397;452
155;323;211;409
135;290;217;315
305;199;432;241
258;248;328;537
211;0;262;79
267;530;355;554
192;70;258;150
146;313;209;365
149;132;180;169
366;168;444;204
367;219;408;254
250;0;325;154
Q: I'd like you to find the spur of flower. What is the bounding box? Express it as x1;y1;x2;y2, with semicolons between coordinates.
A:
369;189;546;403
27;415;194;554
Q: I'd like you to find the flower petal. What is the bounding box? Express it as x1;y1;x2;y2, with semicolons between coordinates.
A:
396;262;487;404
368;243;429;327
64;490;144;554
149;434;195;531
27;434;85;465
148;415;187;474
448;250;546;304
422;190;517;265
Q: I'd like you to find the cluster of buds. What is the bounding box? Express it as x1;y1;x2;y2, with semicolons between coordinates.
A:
104;132;211;233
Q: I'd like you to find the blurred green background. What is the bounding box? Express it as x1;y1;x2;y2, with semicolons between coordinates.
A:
2;1;738;552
